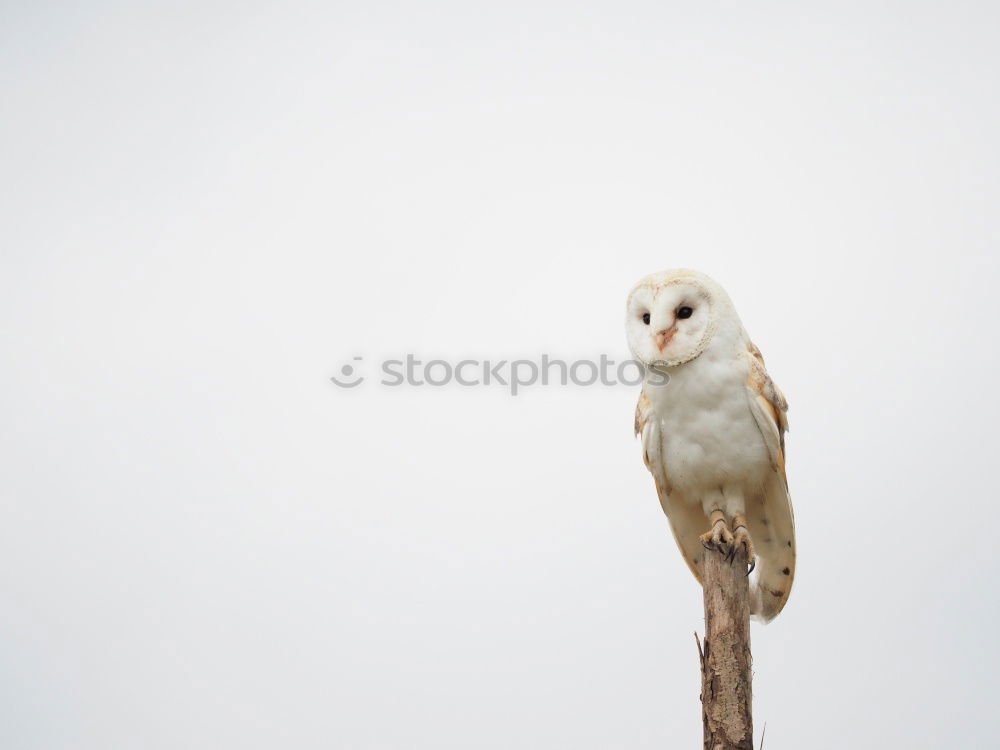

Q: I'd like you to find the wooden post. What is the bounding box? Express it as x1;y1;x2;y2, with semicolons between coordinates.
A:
697;547;753;750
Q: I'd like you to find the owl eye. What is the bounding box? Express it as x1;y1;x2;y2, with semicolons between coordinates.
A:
676;306;693;319
642;312;651;325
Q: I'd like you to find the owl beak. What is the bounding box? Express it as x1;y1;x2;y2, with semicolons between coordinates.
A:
654;326;675;352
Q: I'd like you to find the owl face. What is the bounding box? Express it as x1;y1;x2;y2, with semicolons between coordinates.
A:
626;271;720;368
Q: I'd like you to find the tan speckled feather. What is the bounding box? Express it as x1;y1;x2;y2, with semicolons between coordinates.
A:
743;341;795;621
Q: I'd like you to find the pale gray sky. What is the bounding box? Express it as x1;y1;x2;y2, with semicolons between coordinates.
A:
2;1;999;748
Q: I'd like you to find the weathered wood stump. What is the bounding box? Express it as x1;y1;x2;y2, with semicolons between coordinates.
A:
697;546;753;750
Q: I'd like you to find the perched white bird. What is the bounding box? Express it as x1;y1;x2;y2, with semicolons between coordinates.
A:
626;269;794;621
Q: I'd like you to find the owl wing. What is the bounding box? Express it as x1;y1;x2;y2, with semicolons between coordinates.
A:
744;341;789;473
743;340;796;621
635;392;711;582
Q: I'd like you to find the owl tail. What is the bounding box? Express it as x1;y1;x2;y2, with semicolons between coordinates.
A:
746;471;796;623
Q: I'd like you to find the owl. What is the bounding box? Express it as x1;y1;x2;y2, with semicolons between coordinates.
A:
626;269;794;621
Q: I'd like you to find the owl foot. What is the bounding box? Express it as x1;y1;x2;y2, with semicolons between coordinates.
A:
732;514;756;575
699;510;734;556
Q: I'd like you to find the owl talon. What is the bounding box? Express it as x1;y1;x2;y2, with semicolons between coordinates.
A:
699;517;734;557
732;524;756;574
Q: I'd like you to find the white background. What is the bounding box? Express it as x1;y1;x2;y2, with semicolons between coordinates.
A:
2;2;998;748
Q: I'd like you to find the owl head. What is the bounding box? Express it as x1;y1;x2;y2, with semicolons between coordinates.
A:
625;269;735;368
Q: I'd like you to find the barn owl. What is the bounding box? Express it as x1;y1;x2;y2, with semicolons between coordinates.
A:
626;269;794;622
